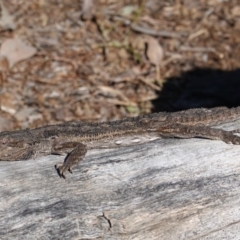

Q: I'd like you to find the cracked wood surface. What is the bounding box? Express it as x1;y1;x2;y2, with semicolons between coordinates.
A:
1;120;240;239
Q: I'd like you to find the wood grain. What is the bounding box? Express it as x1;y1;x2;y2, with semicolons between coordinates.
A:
1;121;240;239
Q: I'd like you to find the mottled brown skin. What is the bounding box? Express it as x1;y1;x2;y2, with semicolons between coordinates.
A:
1;107;240;178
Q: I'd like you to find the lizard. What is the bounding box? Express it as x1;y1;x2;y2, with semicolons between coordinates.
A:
1;106;240;178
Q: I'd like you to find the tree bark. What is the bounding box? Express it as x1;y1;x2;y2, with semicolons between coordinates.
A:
1;121;240;239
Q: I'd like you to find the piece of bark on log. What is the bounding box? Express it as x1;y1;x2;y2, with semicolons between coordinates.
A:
1;120;240;240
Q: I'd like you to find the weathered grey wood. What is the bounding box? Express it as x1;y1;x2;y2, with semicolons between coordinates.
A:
1;121;240;239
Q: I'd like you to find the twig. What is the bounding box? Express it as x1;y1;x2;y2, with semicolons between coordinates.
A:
138;76;161;91
130;24;186;38
179;46;215;52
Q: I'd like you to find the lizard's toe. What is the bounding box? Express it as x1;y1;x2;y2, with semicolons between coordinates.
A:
55;163;67;179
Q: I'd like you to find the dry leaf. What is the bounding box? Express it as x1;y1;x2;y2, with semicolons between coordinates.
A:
145;36;164;66
0;116;14;131
0;54;9;71
145;36;164;86
120;5;138;16
231;6;240;17
0;37;37;68
81;0;93;20
0;0;15;30
188;28;209;41
0;54;9;91
0;91;17;114
97;86;137;106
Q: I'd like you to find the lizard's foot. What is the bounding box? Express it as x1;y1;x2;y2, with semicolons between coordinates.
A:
54;142;87;179
224;134;240;145
55;162;72;179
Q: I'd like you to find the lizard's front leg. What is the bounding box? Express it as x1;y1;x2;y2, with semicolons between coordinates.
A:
53;142;87;179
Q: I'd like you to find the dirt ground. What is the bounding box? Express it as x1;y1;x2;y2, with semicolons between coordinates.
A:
0;0;240;131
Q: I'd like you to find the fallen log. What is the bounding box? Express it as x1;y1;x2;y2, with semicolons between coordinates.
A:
1;120;240;239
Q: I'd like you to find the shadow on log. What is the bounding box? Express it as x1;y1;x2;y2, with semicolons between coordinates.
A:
1;120;240;239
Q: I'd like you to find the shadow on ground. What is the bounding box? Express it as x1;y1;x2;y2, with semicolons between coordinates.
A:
153;68;240;112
